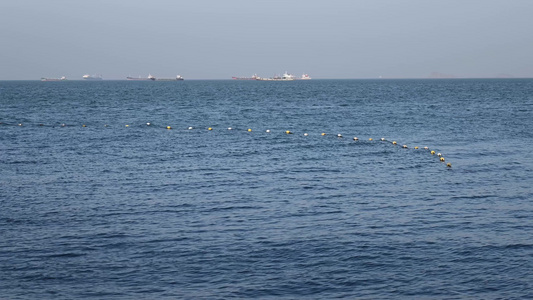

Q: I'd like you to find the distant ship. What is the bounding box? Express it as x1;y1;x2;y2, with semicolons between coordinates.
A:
257;71;296;81
82;74;103;80
156;75;185;81
232;72;311;81
232;74;260;80
126;74;156;81
41;76;67;81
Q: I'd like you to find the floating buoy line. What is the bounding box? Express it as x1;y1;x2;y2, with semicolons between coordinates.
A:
0;121;452;168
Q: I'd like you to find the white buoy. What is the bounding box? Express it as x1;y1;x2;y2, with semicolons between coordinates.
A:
304;133;308;136
147;122;151;126
228;127;232;130
188;126;193;130
266;129;270;133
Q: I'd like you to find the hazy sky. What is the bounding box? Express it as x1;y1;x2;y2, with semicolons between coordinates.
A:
1;0;532;80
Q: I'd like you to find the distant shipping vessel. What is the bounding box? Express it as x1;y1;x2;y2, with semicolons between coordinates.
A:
232;74;260;80
82;74;103;80
41;76;67;81
257;71;296;81
232;72;311;81
126;74;156;81
156;75;185;81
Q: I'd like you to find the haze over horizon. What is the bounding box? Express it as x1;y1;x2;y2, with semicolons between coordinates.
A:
1;0;532;80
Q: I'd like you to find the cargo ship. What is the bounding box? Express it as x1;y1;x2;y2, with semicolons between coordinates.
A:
257;72;296;81
41;76;67;81
232;74;260;80
82;74;103;80
126;74;156;81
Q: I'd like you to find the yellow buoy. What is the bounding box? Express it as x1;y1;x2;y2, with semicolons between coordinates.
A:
369;138;373;141
431;150;435;155
414;146;419;149
286;130;292;134
82;124;87;127
248;128;252;132
392;141;397;145
440;157;445;162
125;124;129;127
208;127;212;131
447;163;452;168
166;126;172;129
321;133;326;136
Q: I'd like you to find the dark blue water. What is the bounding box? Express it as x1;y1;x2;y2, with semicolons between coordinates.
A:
1;79;533;299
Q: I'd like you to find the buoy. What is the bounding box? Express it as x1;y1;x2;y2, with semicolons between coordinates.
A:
248;128;252;132
166;126;172;129
266;129;270;133
61;123;66;127
447;163;452;168
208;127;212;131
402;145;407;148
353;137;358;140
18;123;22;126
414;146;419;149
431;150;435;155
147;123;151;126
286;130;292;134
337;134;342;137
440;157;445;162
381;138;385;141
188;126;193;130
369;138;373;141
392;141;397;145
125;125;129;127
228;127;232;130
424;146;429;150
437;153;442;157
304;133;308;136
82;124;87;127
321;133;326;136
104;124;108;127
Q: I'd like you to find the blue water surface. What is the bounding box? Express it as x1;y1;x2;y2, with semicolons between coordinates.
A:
1;79;533;299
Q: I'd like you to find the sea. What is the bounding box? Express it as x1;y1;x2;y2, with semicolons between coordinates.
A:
1;79;532;299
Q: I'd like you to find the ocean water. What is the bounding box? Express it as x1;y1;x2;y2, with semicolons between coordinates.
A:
1;79;532;299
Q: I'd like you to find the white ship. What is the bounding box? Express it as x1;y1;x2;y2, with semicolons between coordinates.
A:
41;76;67;81
257;71;296;81
82;74;103;80
127;74;156;81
